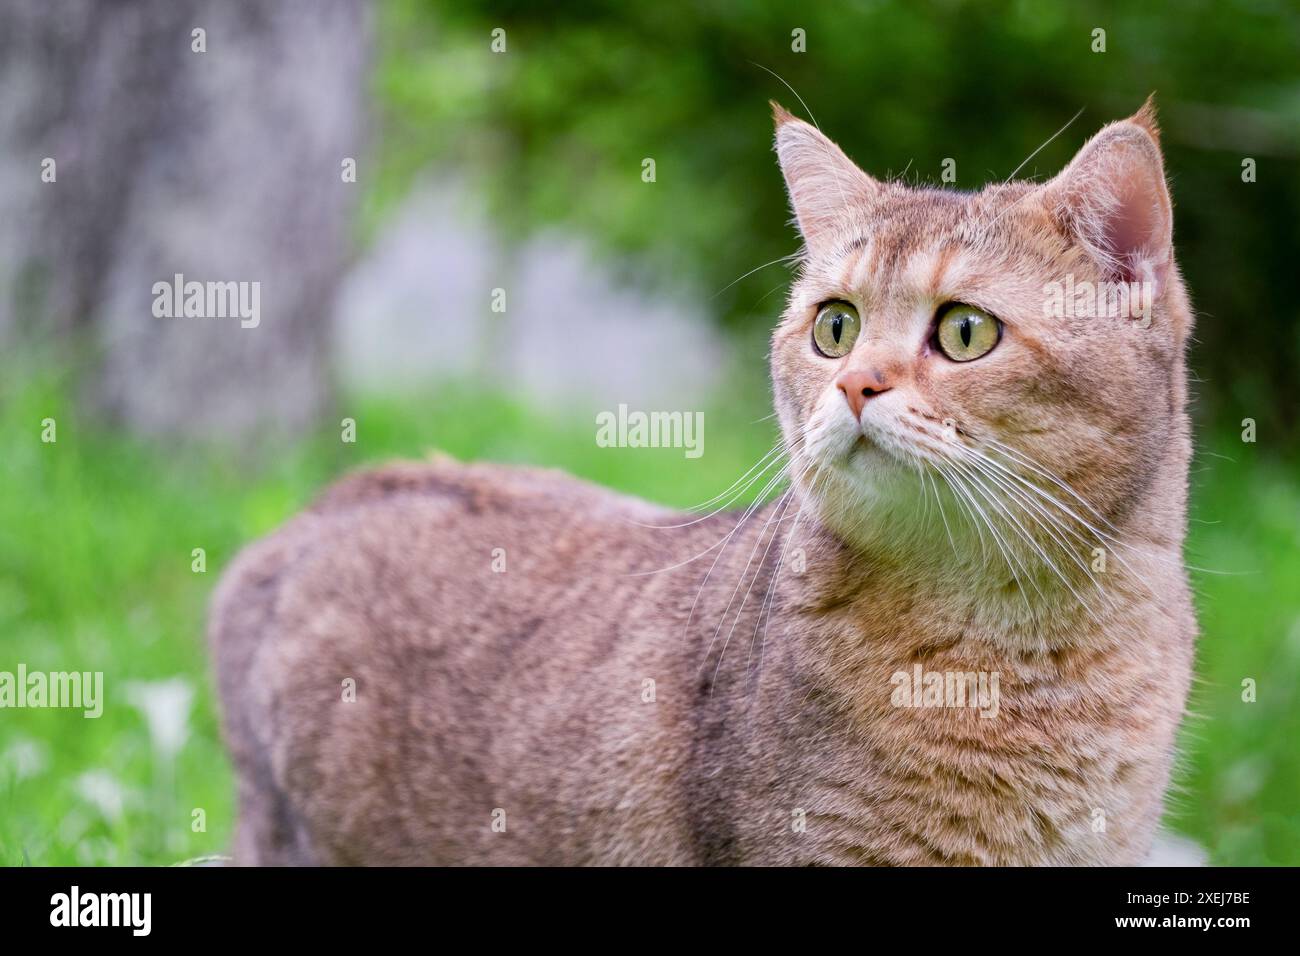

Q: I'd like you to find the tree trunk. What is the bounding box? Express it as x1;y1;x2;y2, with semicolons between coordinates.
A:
0;0;369;441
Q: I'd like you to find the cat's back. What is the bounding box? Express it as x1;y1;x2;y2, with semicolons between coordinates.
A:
207;457;689;863
210;455;674;702
214;455;665;612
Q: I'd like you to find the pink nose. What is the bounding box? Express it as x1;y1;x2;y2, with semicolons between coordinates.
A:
835;369;892;420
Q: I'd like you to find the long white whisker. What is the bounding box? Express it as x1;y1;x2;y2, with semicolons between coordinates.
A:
749;459;827;700
710;253;799;300
973;443;1150;579
1004;107;1085;183
679;462;794;644
924;466;958;558
627;441;791;530
747;488;806;680
627;451;794;578
939;460;1027;610
749;60;820;128
933;459;991;562
980;436;1121;533
960;454;1112;618
980;449;1240;577
964;448;1109;576
713;488;802;690
704;486;794;686
945;458;1044;607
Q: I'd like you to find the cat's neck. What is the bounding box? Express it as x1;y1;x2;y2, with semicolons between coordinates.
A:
682;496;1191;864
786;478;1184;647
680;478;1187;706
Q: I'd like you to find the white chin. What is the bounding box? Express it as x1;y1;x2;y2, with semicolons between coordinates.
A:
847;434;911;471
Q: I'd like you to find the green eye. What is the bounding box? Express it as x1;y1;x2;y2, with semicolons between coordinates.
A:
812;301;861;358
935;305;1000;362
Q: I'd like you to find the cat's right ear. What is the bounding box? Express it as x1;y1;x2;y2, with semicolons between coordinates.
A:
772;102;878;257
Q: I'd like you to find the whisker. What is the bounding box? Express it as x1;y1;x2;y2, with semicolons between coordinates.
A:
705;451;819;671
959;453;1114;619
970;443;1158;581
969;107;1084;246
934;459;1026;610
750;60;861;226
625;449;796;577
679;461;795;645
710;486;799;690
747;488;806;678
748;459;827;700
979;437;1121;533
1004;107;1085;183
710;253;799;300
703;485;796;685
749;60;820;129
933;459;991;562
965;450;1110;574
924;466;958;558
627;440;791;530
945;457;1046;608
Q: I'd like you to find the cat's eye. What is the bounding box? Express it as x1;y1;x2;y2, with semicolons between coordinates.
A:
811;301;861;358
935;304;1001;362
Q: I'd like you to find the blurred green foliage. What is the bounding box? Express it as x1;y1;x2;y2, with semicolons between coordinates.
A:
374;0;1300;447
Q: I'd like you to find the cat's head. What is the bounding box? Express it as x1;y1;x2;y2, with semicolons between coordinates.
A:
769;99;1192;571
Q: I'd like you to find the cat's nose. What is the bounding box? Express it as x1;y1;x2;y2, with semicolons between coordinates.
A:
836;369;892;420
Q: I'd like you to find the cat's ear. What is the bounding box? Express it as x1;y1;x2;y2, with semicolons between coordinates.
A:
772;102;878;257
1039;97;1172;289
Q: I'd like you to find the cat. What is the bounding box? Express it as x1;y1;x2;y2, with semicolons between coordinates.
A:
209;97;1195;866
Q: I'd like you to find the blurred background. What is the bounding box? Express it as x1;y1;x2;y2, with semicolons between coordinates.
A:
1;0;1297;865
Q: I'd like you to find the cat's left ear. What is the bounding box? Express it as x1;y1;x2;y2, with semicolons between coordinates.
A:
773;102;879;257
1039;97;1173;290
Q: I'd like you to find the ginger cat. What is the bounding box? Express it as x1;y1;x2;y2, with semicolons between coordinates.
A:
211;99;1195;865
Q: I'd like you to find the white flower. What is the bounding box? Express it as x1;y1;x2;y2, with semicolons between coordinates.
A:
76;770;127;824
125;677;194;760
1;737;49;782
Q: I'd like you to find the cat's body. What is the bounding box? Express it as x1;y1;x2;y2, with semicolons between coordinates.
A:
212;456;1191;866
211;100;1196;865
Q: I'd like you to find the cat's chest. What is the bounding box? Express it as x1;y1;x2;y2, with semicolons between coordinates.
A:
722;570;1186;865
757;691;1159;866
745;638;1168;865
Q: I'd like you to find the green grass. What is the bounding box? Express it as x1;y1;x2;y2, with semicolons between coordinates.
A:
1;368;1296;865
1177;441;1300;864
